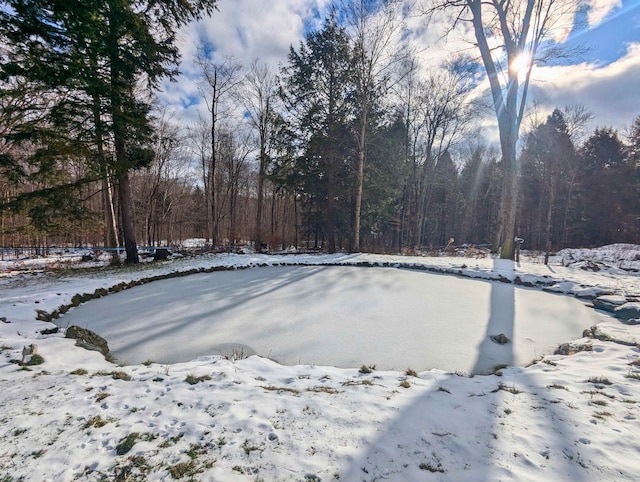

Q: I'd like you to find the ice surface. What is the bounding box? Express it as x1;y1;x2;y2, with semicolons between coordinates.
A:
60;265;611;373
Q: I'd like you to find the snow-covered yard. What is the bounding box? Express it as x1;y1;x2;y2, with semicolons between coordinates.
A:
1;247;639;481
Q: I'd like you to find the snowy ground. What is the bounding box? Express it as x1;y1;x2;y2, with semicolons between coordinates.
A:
1;246;640;481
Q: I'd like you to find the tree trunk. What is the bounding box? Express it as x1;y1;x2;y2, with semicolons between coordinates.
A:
229;178;237;246
111;95;138;264
210;71;218;247
293;194;299;249
210;135;216;245
255;138;266;252
544;177;556;265
496;128;518;260
353;96;367;252
327;165;337;253
496;165;517;259
561;173;576;248
146;205;153;247
495;78;519;259
108;9;138;264
117;170;139;264
102;174;119;262
93;91;119;264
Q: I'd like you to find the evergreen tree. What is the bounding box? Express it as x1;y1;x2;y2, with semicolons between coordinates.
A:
359;113;407;251
428;151;460;247
628;115;640;164
626;116;640;242
578;127;633;245
279;13;355;253
458;147;501;246
0;0;217;262
518;108;575;259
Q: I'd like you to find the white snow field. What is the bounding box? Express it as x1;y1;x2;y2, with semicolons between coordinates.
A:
1;248;639;481
61;265;610;374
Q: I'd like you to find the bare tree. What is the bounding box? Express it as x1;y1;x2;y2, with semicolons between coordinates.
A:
188;116;212;236
430;0;579;258
195;52;243;246
562;103;594;144
409;64;475;248
217;122;253;246
239;60;279;252
340;0;403;252
138;106;185;246
391;53;424;249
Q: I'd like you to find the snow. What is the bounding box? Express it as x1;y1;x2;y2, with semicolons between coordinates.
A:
59;265;610;375
1;248;640;481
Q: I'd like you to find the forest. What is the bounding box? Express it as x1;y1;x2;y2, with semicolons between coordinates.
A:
1;0;639;263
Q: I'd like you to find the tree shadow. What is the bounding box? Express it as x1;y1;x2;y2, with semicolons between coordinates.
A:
472;263;515;374
58;264;410;365
341;260;589;481
56;265;327;363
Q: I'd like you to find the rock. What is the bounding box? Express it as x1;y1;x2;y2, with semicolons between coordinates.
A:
555;343;593;355
592;295;628;313
65;325;113;361
21;344;38;364
513;276;535;287
570;260;601;272
490;334;509;345
598;294;629;304
153;248;171;261
35;310;52;322
614;302;640;321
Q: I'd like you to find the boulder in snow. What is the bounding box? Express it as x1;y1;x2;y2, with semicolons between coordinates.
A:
614;302;640;322
65;325;113;362
593;295;628;313
490;333;509;345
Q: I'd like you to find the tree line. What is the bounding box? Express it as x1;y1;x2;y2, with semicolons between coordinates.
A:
1;1;638;262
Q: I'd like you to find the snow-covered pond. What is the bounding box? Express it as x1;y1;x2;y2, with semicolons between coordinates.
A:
58;265;611;374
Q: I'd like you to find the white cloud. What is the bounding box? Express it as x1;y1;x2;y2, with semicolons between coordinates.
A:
585;0;622;27
407;0;638;142
157;0;637;139
171;0;333;77
526;42;640;131
157;0;330;123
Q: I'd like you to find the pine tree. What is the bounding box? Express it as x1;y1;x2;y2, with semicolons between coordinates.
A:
0;0;218;262
279;13;355;253
578;127;631;245
518;109;575;260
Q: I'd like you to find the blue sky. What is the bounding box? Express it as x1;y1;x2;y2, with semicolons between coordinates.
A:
160;0;640;140
566;0;640;65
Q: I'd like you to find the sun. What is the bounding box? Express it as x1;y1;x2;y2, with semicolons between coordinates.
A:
509;53;532;79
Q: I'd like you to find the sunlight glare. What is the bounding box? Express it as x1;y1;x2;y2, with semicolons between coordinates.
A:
510;53;532;79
